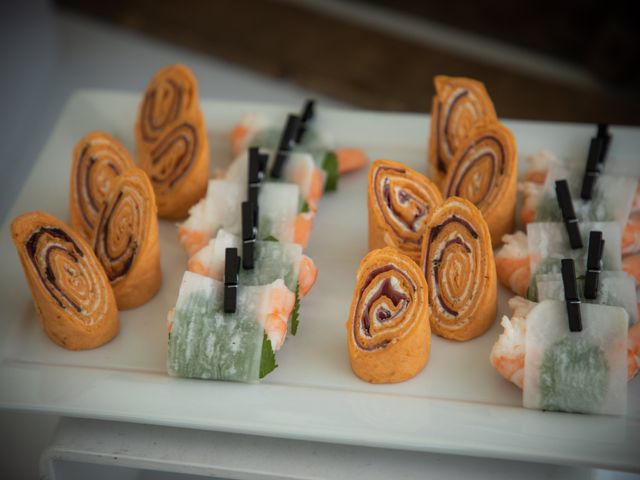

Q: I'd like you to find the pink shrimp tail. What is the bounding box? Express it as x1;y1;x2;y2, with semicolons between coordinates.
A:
335;148;368;174
306;168;325;209
294;212;315;249
264;281;296;351
298;255;318;297
495;232;530;296
622;254;640;286
523;170;548;184
178;227;210;257
622;212;640;256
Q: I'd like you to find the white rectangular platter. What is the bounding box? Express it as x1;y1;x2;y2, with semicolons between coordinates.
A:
1;90;639;472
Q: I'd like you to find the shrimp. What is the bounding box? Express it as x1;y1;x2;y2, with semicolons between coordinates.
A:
519;181;542;227
335;148;368;174
259;279;296;350
298;254;318;297
522;150;558;183
178;197;215;257
622;212;640;256
622;254;640;286
495;231;530;297
229;113;265;158
490;296;640;386
294;211;315;250
489;297;535;388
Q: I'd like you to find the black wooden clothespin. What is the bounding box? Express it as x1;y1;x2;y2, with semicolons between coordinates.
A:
294;99;315;143
270;114;301;179
584;231;604;299
561;258;583;332
241;201;257;270
248;147;268;206
555;179;583;249
580;124;611;200
597;123;611;164
223;247;240;313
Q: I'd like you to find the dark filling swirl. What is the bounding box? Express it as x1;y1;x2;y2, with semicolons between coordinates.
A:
26;227;85;311
424;215;478;317
140;79;183;143
149;123;198;189
353;265;415;351
94;191;139;282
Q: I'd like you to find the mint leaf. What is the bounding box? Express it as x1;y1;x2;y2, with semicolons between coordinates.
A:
262;235;279;242
259;333;278;379
322;151;339;192
290;282;301;336
300;199;310;213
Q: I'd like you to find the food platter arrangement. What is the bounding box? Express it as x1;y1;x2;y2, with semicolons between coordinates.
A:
2;65;640;470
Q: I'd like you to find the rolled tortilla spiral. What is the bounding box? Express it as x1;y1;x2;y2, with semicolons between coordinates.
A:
443;121;517;246
347;247;430;383
428;76;497;185
421;197;497;341
69;131;134;240
93;168;161;309
135;64;209;219
11;211;119;350
368;159;443;262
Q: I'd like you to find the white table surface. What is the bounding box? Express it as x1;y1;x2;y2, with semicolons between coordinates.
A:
0;3;637;479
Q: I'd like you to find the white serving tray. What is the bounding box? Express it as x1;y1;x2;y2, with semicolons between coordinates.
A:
1;90;638;472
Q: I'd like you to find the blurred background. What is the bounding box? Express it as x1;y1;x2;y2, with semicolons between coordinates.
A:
1;0;640;477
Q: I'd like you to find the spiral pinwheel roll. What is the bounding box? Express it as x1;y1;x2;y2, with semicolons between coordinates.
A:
135;64;209;219
69;132;135;240
11;212;119;350
428;76;497;185
443;121;517;246
347;247;430;383
368;160;443;262
92;168;161;309
421;197;497;341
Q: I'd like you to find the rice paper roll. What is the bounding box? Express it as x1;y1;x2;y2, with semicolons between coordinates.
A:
368;159;443;263
536;272;637;325
534;164;637;230
346;247;430;383
527;222;622;299
230;112;368;187
188;230;299;290
523;300;628;415
167;271;294;382
178;179;300;256
225;149;325;209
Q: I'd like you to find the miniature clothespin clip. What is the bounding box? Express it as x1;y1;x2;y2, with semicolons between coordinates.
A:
223;247;241;313
294;99;315;143
555;179;583;249
580;124;611;200
584;231;604;299
270;114;301;179
561;258;583;332
597;123;611;164
241;201;257;270
248;147;268;206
